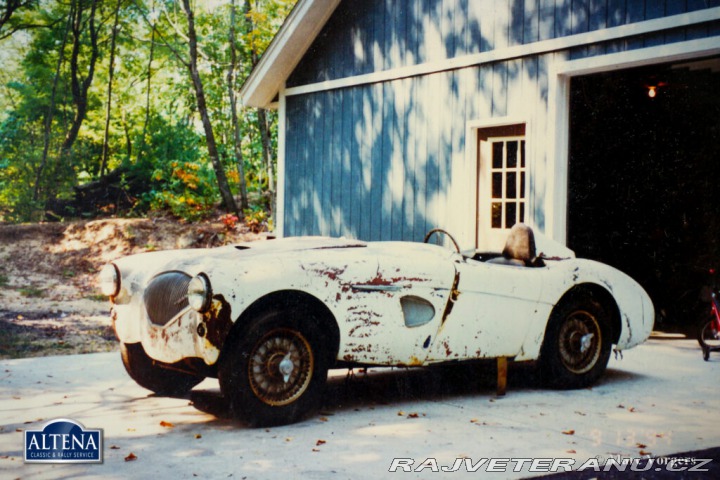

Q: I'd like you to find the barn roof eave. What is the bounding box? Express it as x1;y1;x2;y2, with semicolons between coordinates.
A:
239;0;341;109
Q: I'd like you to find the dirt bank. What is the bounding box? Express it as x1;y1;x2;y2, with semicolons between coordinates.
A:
0;217;261;358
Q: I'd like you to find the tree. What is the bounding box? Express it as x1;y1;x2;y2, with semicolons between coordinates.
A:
99;0;124;177
228;0;249;212
0;0;39;40
0;0;296;223
241;0;295;213
179;0;238;215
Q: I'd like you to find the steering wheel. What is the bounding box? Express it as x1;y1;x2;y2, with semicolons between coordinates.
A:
423;228;461;253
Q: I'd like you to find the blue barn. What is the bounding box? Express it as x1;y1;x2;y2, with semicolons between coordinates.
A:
241;0;720;321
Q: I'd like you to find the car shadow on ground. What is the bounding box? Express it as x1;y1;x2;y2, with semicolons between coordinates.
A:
188;360;647;425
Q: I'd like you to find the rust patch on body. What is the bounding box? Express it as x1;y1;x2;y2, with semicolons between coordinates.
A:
364;271;431;287
302;264;347;286
202;294;233;348
440;270;461;324
442;340;453;357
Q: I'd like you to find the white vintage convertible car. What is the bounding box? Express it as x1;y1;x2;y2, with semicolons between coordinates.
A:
99;224;653;426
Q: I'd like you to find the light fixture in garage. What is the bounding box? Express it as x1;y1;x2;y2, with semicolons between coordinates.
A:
646;81;667;98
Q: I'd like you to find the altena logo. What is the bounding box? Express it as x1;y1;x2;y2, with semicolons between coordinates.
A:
24;419;103;464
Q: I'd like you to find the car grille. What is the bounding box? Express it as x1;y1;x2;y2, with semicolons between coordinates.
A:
143;271;192;326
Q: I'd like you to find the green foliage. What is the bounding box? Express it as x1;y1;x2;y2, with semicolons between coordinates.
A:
0;0;296;224
244;205;270;233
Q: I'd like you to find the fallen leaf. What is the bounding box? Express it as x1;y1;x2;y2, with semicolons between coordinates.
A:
407;413;419;419
470;418;479;423
562;430;575;435
316;440;326;446
195;434;202;439
312;448;320;452
629;407;637;413
639;450;651;456
617;404;625;409
124;453;137;462
567;449;577;454
574;411;586;416
160;421;174;428
397;411;405;416
318;417;328;422
109;445;120;450
636;443;647;449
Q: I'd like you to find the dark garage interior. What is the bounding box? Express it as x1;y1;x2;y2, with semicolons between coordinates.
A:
568;56;720;328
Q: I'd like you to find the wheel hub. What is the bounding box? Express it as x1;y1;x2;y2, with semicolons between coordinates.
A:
580;333;595;353
248;328;314;407
278;353;294;383
558;311;602;374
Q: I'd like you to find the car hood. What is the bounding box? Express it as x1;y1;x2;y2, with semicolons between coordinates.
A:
112;236;366;274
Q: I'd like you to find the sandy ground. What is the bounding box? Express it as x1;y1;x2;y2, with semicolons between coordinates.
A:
0;218;261;359
1;335;718;479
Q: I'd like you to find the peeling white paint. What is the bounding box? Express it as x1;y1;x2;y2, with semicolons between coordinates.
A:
107;235;653;370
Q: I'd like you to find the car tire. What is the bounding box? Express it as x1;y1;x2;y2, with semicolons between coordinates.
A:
120;342;204;396
539;290;612;389
218;307;329;427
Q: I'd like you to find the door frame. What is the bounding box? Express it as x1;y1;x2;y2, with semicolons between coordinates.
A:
546;37;720;245
453;116;530;250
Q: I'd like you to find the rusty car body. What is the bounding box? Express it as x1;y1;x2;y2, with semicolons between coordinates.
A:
99;225;654;426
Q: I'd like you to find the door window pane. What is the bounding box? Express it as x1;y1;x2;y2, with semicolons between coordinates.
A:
484;135;527;231
507;141;518;168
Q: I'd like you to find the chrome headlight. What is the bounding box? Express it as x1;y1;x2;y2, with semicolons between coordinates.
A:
187;273;212;313
98;263;120;297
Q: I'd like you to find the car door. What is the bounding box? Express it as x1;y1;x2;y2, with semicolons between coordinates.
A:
330;243;457;366
426;258;547;362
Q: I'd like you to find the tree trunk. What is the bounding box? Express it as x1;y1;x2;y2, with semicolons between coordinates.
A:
228;0;249;212
257;107;275;208
33;7;73;202
60;0;100;158
181;0;238;215
100;0;123;177
138;1;155;163
243;0;276;213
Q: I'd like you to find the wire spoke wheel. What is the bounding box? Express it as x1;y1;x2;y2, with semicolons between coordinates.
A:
540;290;612;389
558;310;602;374
219;307;330;427
248;328;315;407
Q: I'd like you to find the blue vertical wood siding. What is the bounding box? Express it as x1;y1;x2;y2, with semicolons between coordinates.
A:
282;0;720;240
288;0;719;87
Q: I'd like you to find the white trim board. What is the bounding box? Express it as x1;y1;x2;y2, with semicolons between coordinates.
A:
276;87;288;238
545;36;720;245
240;0;342;108
284;7;720;100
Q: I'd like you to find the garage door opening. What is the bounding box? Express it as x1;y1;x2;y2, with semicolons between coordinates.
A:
568;56;720;327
